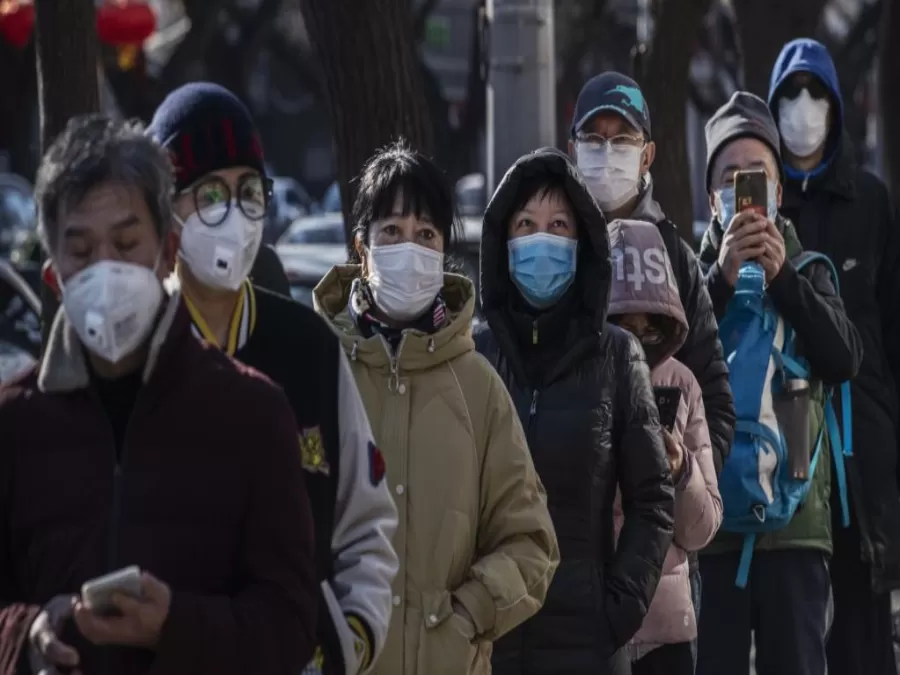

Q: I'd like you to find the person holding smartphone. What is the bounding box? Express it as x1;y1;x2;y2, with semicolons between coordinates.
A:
0;115;318;675
695;91;863;675
605;218;722;675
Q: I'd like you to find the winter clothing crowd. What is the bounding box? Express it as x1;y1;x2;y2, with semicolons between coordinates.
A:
0;36;897;675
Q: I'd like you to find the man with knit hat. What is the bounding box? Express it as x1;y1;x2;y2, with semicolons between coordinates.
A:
695;91;863;675
148;82;399;675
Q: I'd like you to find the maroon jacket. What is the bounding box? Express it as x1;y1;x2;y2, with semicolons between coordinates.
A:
0;293;317;675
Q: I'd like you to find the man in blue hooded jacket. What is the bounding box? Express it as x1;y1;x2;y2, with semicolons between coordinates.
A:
769;37;900;675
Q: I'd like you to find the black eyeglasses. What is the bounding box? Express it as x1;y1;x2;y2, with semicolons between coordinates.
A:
184;173;274;227
779;75;830;102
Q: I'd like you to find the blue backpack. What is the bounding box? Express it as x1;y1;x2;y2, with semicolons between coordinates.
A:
717;253;853;588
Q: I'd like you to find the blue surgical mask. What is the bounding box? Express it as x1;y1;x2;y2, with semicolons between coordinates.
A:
508;232;578;310
713;180;779;228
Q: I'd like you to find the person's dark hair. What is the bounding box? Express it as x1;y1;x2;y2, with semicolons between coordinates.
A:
350;139;459;262
508;172;571;222
35;113;175;253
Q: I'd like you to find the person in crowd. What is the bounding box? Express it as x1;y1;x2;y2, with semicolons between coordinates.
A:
606;218;723;675
0;114;318;675
569;72;734;474
696;91;863;675
312;140;559;675
474;147;675;675
147;82;399;675
768;38;900;675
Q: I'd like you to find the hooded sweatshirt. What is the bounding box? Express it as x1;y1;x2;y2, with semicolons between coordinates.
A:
607;219;722;651
768;38;844;186
768;39;900;593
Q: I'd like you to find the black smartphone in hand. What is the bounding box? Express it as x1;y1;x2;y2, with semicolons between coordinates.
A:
654;386;682;433
733;169;768;220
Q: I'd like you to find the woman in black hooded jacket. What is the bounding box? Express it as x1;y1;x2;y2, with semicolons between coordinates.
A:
474;148;675;675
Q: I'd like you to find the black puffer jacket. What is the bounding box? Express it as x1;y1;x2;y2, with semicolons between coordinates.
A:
780;137;900;593
474;148;674;675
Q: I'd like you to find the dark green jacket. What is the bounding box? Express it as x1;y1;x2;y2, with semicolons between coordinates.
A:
698;215;862;554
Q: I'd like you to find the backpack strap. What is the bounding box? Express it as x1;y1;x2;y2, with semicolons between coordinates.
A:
789;250;853;527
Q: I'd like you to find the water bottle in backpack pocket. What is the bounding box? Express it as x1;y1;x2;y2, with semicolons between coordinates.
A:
716;255;853;588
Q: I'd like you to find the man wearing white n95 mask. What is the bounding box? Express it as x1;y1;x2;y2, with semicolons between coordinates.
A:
768;38;900;675
0;114;318;675
148;82;399;675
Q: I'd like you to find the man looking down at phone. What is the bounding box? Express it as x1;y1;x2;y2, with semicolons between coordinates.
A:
768;39;900;675
606;219;722;675
148;83;399;675
695;91;862;675
0;115;318;675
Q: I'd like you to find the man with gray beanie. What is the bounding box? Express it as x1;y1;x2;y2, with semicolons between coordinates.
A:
694;91;862;675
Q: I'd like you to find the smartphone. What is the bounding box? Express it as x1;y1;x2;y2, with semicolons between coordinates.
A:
81;565;143;617
654;386;682;433
733;169;768;219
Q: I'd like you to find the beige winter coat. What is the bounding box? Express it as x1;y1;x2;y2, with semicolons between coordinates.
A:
314;266;559;675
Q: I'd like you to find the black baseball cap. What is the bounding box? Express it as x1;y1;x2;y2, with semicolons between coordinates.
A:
571;72;651;139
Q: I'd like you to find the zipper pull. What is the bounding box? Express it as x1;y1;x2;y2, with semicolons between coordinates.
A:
802;175;809;192
532;322;538;345
530;389;540;416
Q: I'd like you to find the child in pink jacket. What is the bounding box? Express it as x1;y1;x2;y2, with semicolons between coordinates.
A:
607;219;723;675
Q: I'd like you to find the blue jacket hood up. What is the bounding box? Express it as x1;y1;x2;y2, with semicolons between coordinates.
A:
768;38;843;175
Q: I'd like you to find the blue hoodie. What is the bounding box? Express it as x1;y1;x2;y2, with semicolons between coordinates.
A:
767;38;842;180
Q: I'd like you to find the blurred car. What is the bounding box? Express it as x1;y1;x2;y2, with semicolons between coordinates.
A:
264;175;319;244
0;173;37;258
320;181;341;214
0;259;41;383
275;213;348;306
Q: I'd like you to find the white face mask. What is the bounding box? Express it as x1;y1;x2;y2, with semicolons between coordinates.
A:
576;141;643;211
366;242;444;322
61;258;164;364
778;88;829;159
178;203;263;291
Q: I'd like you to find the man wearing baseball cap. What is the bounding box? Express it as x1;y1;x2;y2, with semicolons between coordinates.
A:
570;74;734;483
148;82;399;675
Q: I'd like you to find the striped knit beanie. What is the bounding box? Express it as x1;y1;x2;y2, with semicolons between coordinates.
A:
148;82;265;192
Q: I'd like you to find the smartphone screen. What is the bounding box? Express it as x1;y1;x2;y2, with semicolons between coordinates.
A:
654;386;682;433
733;169;768;218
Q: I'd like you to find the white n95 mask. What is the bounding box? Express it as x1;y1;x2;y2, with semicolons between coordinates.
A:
576;142;643;211
179;203;263;291
367;242;444;321
779;88;829;159
61;259;164;364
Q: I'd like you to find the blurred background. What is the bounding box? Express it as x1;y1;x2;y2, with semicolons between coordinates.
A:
0;0;896;312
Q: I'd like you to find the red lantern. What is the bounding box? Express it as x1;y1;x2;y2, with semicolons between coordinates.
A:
95;0;155;47
0;0;34;49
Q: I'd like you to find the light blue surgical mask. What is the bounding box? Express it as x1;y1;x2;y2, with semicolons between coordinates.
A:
713;180;779;229
508;232;578;310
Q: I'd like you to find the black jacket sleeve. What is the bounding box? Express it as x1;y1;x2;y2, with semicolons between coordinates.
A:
875;187;900;417
768;260;863;385
606;328;675;651
671;238;735;474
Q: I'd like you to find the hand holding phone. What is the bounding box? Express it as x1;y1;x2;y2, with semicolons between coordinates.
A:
81;565;143;617
653;386;682;433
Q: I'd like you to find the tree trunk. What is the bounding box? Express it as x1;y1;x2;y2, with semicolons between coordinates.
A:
881;0;900;199
639;0;713;241
34;0;100;152
297;0;433;249
734;0;828;99
34;0;100;352
0;42;37;177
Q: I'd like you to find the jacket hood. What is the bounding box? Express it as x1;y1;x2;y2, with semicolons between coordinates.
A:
606;219;687;364
768;39;843;172
480;147;611;331
313;265;475;371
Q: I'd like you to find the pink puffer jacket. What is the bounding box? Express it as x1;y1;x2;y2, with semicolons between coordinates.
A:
607;219;723;647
